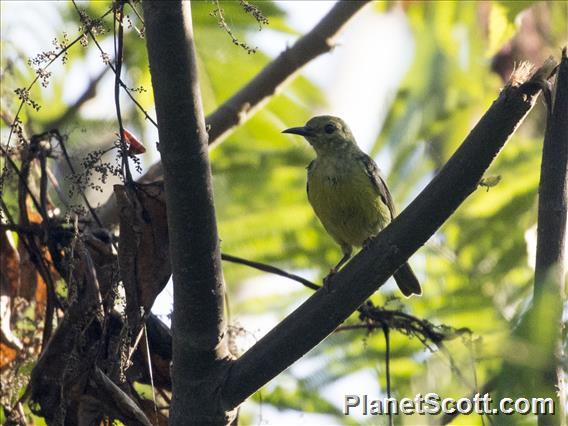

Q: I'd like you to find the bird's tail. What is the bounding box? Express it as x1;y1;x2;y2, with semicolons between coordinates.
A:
394;262;422;297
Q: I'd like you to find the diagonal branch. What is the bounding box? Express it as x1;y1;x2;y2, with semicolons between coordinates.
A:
220;60;556;411
88;367;152;426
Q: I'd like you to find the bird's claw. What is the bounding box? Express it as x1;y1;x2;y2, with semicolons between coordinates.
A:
362;237;374;249
322;268;337;293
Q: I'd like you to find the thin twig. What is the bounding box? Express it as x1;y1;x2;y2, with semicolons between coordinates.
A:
0;145;43;214
113;1;133;184
143;325;159;424
37;150;58;352
211;0;259;54
157;387;171;405
221;253;320;291
71;0;158;128
1;7;114;184
56;131;105;229
127;1;145;26
44;165;69;209
39;154;49;220
15;141;61;349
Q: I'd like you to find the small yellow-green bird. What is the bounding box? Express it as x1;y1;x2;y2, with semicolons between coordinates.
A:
283;115;421;297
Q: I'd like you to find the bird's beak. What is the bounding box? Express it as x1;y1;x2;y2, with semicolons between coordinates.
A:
282;126;313;137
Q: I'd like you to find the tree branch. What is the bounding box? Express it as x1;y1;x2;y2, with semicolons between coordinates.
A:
533;48;567;425
88;367;152;426
221;253;320;291
220;61;555;411
534;50;567;298
142;1;232;424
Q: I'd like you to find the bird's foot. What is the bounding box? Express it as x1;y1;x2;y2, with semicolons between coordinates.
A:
322;268;337;293
362;236;374;249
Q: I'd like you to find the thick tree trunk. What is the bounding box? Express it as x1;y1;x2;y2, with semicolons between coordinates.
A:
143;2;232;424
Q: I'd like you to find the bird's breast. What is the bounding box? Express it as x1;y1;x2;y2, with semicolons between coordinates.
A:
307;159;390;247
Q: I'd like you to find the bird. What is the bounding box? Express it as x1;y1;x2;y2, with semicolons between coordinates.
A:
283;115;421;297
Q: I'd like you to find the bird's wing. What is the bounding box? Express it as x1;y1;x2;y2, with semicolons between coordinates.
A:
359;153;397;219
306;159;315;196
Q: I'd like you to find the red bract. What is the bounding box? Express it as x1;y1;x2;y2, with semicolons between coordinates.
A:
120;128;146;154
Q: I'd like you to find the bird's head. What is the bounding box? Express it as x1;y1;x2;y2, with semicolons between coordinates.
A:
283;115;356;155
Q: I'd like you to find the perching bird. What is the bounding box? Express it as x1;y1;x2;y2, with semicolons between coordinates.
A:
283;115;421;297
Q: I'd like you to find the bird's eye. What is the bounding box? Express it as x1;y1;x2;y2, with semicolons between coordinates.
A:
324;124;336;134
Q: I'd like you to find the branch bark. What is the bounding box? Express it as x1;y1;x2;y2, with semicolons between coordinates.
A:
534;50;567;300
142;1;231;424
491;55;565;426
85;367;152;426
97;1;369;228
533;48;567;425
220;61;555;410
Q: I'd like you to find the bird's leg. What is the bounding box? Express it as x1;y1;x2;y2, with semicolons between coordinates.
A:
323;245;352;291
362;236;375;249
332;249;352;272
